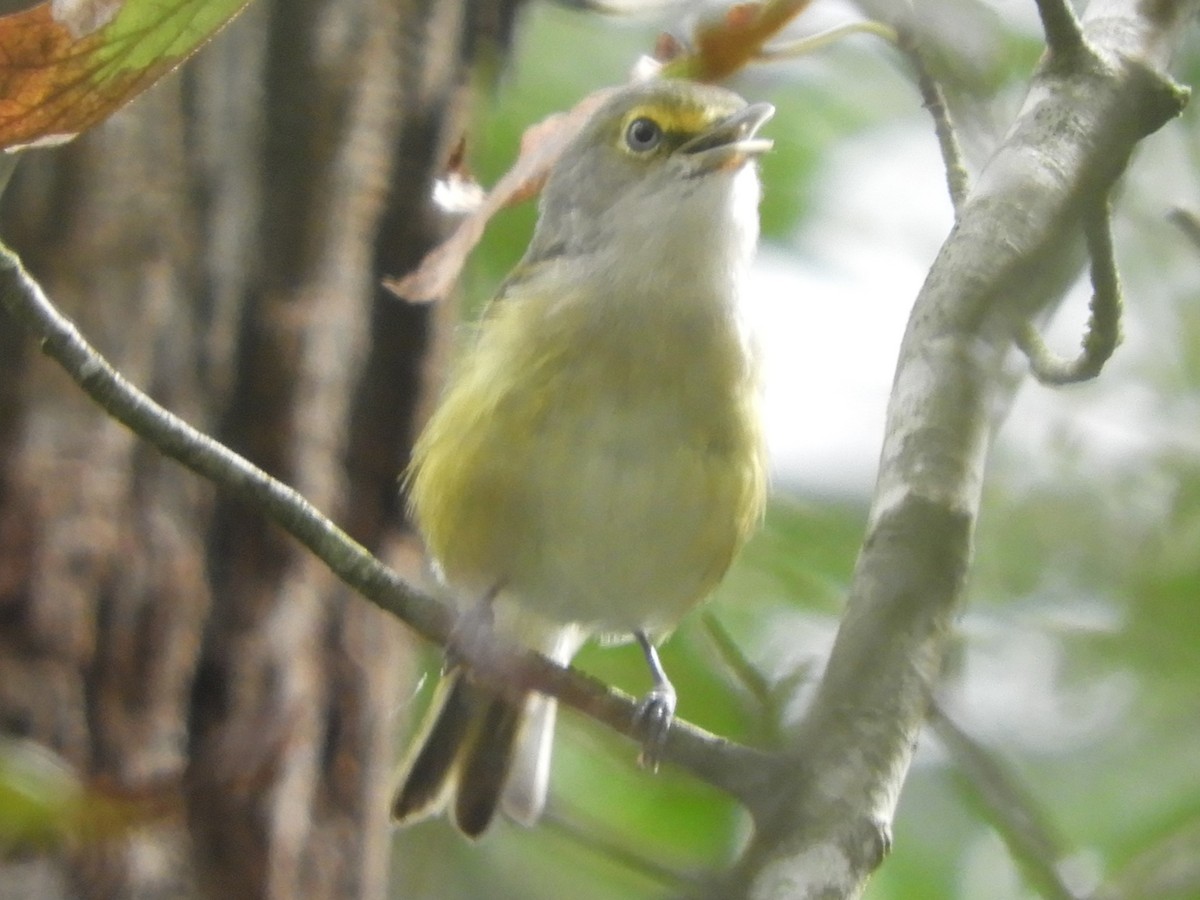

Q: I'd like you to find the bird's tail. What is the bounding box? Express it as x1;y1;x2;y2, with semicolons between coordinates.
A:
390;669;558;838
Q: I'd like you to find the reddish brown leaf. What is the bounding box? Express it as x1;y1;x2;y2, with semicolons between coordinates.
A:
663;0;814;82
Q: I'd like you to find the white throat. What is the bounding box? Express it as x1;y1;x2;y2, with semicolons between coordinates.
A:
607;165;762;315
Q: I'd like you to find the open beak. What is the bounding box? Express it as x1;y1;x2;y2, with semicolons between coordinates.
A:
678;102;775;176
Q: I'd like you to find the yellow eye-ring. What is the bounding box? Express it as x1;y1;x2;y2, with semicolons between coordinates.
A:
625;117;663;152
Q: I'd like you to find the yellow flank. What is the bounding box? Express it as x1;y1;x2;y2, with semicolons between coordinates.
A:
407;270;765;638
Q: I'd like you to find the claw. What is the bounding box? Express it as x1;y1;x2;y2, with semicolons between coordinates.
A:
633;682;676;771
633;631;677;771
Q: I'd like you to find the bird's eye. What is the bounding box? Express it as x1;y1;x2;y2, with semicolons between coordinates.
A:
625;117;663;152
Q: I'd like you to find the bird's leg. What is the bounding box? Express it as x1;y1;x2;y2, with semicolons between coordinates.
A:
444;583;502;675
633;630;677;772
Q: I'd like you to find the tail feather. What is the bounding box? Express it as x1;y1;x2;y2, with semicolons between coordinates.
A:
391;670;475;824
392;624;582;837
391;670;533;838
453;695;522;837
500;692;557;827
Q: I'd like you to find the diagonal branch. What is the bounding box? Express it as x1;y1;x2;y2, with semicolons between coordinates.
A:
0;240;769;806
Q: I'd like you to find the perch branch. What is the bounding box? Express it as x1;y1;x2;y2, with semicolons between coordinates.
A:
0;239;768;806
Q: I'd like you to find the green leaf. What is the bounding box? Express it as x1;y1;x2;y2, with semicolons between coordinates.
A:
0;0;252;151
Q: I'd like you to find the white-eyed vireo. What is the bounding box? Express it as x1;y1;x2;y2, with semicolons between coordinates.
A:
392;79;772;837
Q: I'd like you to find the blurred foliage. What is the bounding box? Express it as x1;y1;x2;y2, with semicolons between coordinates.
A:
384;0;1200;897
0;738;165;854
0;740;80;851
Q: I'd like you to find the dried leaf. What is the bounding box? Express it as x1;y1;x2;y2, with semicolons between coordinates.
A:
431;136;485;215
0;0;252;152
386;0;809;304
385;86;618;304
663;0;814;82
652;31;685;64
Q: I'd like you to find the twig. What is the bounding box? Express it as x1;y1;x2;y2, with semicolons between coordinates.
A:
1018;196;1123;384
897;27;970;213
701;612;783;745
929;704;1081;900
1093;818;1200;900
756;20;898;60
756;16;972;214
0;239;769;806
1035;0;1085;57
1167;206;1200;253
542;806;698;890
0;155;18;199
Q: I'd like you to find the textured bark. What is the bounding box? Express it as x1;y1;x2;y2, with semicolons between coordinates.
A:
720;1;1197;897
0;0;519;896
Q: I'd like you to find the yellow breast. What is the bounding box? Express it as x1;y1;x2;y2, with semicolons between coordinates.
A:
407;267;765;637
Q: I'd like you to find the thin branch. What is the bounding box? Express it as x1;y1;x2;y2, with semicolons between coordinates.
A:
0;241;446;642
1094;818;1200;900
701;612;784;745
542;805;698;891
758;16;973;215
929;705;1081;900
701;613;773;708
0;155;17;199
1018;197;1123;385
1035;0;1085;56
756;20;898;60
897;27;970;213
1167;205;1200;253
0;239;771;806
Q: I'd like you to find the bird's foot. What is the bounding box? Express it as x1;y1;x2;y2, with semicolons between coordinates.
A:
633;630;677;772
633;680;677;772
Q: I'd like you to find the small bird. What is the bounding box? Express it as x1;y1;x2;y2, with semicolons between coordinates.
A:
391;79;772;838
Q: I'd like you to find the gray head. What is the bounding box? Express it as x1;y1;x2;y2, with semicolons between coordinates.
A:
524;80;774;269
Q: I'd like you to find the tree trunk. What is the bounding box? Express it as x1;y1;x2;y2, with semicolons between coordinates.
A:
0;0;517;896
